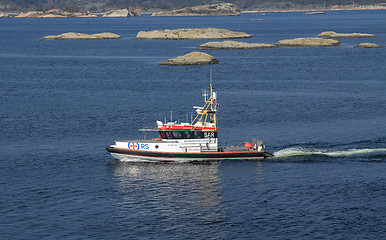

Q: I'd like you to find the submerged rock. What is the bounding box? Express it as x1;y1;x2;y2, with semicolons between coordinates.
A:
354;43;384;48
197;41;275;50
159;52;219;65
103;9;140;17
135;28;253;40
41;32;121;40
152;3;240;16
318;31;377;38
275;37;341;47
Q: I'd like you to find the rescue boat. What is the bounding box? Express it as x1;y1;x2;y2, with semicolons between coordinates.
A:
106;84;274;162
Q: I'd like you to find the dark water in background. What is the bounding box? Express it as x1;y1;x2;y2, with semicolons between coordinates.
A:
1;11;385;239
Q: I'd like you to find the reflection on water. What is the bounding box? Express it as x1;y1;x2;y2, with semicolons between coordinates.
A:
111;162;226;238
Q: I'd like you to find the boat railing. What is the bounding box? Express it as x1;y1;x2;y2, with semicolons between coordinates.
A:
138;126;158;131
221;139;265;151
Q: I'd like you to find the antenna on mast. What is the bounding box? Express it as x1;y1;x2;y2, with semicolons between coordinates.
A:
210;69;212;85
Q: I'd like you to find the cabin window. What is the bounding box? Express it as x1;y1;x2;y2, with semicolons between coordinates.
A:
166;131;174;139
159;131;167;139
172;131;182;139
185;131;194;139
194;131;203;138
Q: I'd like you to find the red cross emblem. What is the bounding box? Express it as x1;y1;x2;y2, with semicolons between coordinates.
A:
129;142;138;150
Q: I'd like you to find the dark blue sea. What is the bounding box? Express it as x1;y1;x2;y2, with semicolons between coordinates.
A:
1;10;385;239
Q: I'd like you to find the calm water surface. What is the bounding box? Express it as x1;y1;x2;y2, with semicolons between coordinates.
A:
1;10;385;239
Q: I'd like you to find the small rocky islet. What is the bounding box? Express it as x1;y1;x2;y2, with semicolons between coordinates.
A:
198;41;276;50
159;52;219;66
41;32;121;40
135;28;253;40
318;31;377;38
354;43;384;48
275;37;341;47
197;38;341;49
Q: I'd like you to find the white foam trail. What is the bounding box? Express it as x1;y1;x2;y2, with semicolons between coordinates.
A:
111;153;154;163
325;148;386;157
110;153;213;163
273;147;386;158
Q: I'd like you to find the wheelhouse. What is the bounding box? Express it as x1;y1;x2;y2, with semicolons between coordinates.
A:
158;130;218;139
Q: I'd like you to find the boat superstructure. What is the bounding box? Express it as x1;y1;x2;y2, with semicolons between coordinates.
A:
106;84;273;162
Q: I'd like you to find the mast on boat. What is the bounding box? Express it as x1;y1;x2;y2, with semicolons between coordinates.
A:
191;83;218;131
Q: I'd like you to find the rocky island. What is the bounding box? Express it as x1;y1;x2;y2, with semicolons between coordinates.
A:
135;28;253;40
318;31;377;38
275;37;341;47
152;3;240;17
159;52;219;65
41;32;121;40
197;41;275;49
354;43;384;48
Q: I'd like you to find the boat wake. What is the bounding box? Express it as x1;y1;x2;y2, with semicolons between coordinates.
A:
273;147;386;159
111;153;155;163
110;153;217;163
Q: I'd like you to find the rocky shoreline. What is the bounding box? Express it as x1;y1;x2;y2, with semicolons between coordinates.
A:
102;9;140;17
14;9;97;18
152;3;240;17
5;8;140;18
0;13;11;17
242;4;386;13
2;4;386;18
